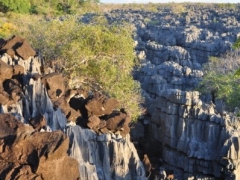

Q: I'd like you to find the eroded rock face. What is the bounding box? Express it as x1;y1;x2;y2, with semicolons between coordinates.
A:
108;5;240;180
147;90;240;178
0;114;80;180
67;126;146;180
106;111;131;137
85;93;119;116
0;60;13;83
41;73;65;101
0;35;36;59
0;36;146;180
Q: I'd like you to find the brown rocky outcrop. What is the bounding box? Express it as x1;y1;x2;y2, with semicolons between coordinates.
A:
55;97;80;122
105;110;131;137
85;93;119;116
0;114;80;180
3;165;41;180
0;35;36;59
41;72;65;101
13;64;24;75
0;36;139;180
0;90;12;105
0;60;13;83
0;113;24;139
0;62;24;105
87;115;101;130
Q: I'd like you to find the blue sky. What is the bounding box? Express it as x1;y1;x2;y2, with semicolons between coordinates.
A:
101;0;239;3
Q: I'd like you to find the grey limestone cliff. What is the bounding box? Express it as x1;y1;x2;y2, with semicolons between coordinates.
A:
149;89;240;179
67;126;146;180
124;4;240;180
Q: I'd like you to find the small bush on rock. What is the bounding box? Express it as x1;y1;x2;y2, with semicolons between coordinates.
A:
197;51;240;111
0;22;16;38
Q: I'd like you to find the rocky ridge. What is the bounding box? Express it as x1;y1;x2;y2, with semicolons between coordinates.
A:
121;4;240;180
1;4;240;180
0;36;146;180
55;4;240;179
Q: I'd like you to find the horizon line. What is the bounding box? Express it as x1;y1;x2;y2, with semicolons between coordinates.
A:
100;1;240;4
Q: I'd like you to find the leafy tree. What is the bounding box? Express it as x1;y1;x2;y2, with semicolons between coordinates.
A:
0;0;30;13
13;15;142;121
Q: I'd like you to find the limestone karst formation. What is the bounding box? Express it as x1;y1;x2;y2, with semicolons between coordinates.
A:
0;35;146;180
1;4;240;180
81;3;240;180
126;4;240;180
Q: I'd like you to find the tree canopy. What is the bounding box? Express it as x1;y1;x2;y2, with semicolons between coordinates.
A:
12;15;142;121
0;0;31;13
0;0;100;14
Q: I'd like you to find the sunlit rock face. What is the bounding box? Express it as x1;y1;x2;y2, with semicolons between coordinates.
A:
67;126;146;180
148;89;240;179
117;5;240;180
0;37;146;180
0;113;80;180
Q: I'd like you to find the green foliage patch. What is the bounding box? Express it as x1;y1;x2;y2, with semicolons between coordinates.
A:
0;0;30;13
233;37;240;50
13;15;142;121
0;0;100;15
197;51;240;111
0;22;16;38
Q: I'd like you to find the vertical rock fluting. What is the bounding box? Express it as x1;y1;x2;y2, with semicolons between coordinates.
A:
0;36;146;180
67;126;146;180
134;43;240;178
125;5;240;180
148;89;240;179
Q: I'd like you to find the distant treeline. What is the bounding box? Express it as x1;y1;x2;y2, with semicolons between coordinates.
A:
1;1;239;15
0;0;99;14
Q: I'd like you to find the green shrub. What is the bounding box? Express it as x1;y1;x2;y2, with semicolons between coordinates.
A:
0;22;16;38
13;15;142;121
0;0;100;15
0;0;30;13
233;37;240;50
197;52;240;111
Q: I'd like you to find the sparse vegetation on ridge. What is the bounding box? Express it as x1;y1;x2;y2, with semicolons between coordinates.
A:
0;2;239;120
8;14;142;121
